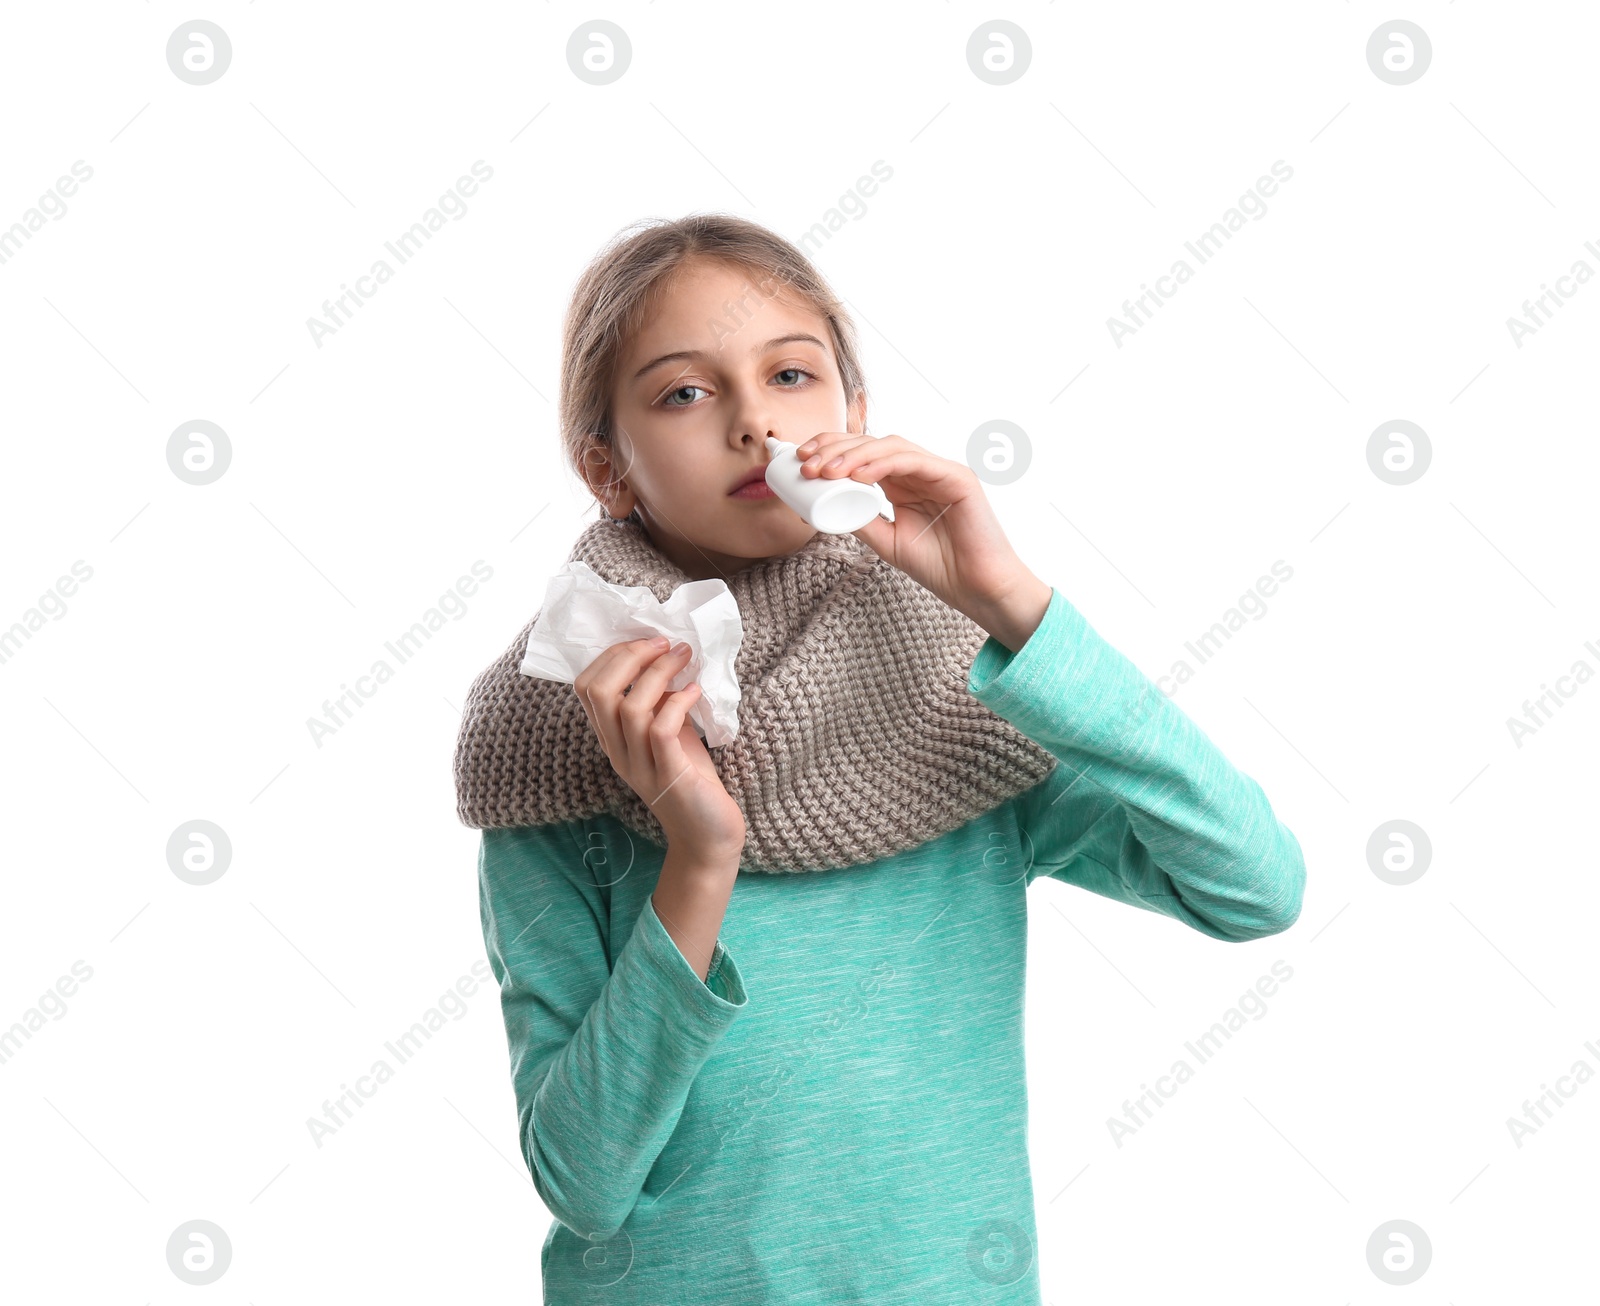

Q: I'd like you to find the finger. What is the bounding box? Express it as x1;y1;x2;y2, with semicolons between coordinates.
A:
581;637;671;764
571;653;611;754
843;447;966;495
576;683;626;777
619;643;692;762
796;441;883;483
797;432;876;460
585;637;672;701
575;635;667;693
793;430;852;458
573;680;602;751
799;434;882;477
814;434;913;476
849;512;895;555
645;682;703;792
819;435;917;478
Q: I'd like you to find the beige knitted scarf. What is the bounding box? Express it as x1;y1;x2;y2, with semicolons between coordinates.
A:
453;515;1058;873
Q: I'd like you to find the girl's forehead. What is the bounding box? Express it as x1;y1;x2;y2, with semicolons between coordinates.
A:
662;266;814;322
626;272;830;361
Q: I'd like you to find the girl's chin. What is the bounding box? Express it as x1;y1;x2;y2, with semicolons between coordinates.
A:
707;512;816;554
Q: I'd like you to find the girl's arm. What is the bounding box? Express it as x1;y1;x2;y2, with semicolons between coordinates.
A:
968;587;1306;942
789;431;1303;940
478;822;747;1240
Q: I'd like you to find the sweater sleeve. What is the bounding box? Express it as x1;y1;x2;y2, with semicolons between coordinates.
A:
477;822;748;1239
967;587;1306;942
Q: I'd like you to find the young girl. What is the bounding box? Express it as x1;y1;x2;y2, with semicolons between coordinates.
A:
454;214;1306;1304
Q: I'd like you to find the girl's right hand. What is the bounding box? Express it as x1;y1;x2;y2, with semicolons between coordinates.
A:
573;637;747;861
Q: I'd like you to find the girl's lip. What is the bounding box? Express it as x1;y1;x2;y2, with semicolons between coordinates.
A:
729;465;771;493
729;479;777;500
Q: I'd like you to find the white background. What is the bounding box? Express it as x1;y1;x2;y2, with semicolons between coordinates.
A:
2;2;1596;1301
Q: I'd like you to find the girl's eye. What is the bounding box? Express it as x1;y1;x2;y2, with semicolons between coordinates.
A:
659;369;815;407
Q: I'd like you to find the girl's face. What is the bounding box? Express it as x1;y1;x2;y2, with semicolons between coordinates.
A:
588;257;866;582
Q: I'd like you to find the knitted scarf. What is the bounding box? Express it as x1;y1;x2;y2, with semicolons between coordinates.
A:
453;515;1058;873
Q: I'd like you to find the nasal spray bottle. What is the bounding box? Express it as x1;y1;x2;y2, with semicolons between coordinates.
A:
762;437;896;534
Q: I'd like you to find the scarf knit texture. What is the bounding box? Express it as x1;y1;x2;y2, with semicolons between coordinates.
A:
453;515;1059;873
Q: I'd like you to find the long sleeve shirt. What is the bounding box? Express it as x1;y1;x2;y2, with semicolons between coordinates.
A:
476;586;1306;1304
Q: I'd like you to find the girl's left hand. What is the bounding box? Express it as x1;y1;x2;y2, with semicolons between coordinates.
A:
794;432;1044;632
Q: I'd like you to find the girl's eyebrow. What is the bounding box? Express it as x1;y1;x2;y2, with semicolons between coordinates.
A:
630;332;827;382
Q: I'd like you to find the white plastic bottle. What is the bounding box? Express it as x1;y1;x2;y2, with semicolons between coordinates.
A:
762;437;896;534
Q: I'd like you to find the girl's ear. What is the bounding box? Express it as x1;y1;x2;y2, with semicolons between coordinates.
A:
579;438;637;520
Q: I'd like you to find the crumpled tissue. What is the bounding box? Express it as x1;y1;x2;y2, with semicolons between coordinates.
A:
517;560;744;745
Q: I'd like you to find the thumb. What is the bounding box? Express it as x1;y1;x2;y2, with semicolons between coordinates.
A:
850;512;894;557
678;717;724;781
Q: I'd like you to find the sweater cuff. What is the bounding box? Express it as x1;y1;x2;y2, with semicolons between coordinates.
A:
967;585;1162;761
637;895;747;1014
967;586;1090;710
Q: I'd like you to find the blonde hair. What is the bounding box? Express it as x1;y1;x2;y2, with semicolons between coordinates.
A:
559;213;869;523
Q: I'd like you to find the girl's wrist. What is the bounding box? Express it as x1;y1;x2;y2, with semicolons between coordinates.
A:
662;838;743;880
965;570;1054;656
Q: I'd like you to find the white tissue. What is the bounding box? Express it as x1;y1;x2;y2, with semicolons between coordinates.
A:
517;560;744;746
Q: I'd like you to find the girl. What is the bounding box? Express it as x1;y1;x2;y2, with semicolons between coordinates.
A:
454;214;1306;1304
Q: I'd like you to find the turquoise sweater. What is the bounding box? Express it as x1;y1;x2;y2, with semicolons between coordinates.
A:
477;586;1305;1303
